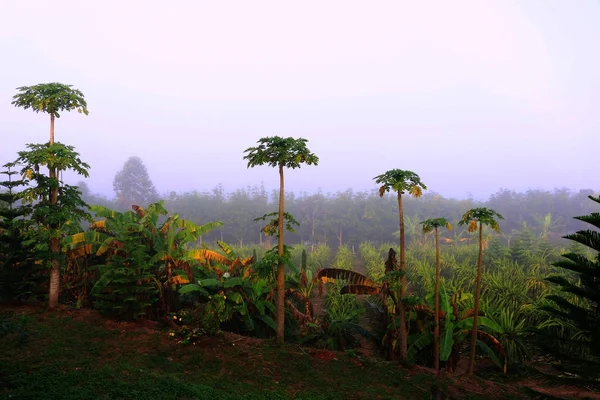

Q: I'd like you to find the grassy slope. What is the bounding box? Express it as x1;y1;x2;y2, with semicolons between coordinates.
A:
0;307;523;400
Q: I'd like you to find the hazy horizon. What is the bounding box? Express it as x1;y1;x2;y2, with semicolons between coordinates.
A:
1;0;598;201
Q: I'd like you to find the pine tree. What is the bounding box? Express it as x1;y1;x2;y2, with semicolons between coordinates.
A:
542;195;600;380
0;167;35;302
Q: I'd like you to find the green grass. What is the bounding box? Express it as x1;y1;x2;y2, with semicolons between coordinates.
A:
0;307;523;400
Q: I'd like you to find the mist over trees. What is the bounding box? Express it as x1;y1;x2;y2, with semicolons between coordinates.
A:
112;156;159;210
79;163;596;250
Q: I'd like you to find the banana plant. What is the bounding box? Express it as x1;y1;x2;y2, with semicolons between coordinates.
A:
62;201;223;317
178;270;277;335
409;282;508;373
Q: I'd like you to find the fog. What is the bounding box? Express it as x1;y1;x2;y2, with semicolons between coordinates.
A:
1;0;598;201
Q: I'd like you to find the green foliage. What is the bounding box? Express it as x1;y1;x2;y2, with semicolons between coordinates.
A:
359;242;386;280
511;223;535;266
243;136;319;170
7;143;91;236
308;244;331;272
92;236;159;318
458;207;504;233
64;201;222;319
420;217;453;233
331;244;354;270
12;82;88;119
488;309;529;365
113;156;159;210
303;280;366;350
0;167;36;301
373;169;427;197
178;275;276;338
254;211;299;236
540;195;600;379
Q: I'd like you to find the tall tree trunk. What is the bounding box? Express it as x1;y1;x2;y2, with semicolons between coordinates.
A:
276;164;285;345
48;112;60;309
467;222;484;375
434;226;440;371
50;113;55;145
397;192;408;361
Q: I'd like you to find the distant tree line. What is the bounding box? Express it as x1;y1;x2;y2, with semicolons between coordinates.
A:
77;158;597;249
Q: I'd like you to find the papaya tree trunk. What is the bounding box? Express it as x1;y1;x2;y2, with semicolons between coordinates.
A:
276;164;285;345
467;222;484;375
48;112;61;309
50;113;55;144
434;226;440;371
397;192;408;361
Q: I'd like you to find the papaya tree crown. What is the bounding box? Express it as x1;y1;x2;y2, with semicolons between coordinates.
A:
373;169;427;198
420;217;453;234
243;136;319;169
458;207;504;233
12;82;88;118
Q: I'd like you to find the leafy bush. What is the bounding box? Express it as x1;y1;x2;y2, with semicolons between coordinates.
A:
331;245;354;270
360;242;385;280
308;244;331;272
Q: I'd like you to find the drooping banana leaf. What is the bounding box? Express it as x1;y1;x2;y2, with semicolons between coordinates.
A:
187;249;230;265
477;339;503;371
179;284;209;295
408;331;433;361
317;268;379;288
198;278;221;287
223;277;244;288
259;314;277;331
217;240;237;261
341;284;381;295
455;316;503;333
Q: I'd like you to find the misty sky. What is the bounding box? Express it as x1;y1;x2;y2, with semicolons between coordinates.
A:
1;0;598;201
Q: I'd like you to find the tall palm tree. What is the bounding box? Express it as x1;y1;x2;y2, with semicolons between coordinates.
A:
458;207;504;375
420;217;452;371
12;83;88;308
244;136;318;345
374;169;426;360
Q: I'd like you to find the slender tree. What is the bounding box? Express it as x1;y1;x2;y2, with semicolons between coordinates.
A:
374;169;426;360
458;207;504;375
11;83;89;308
420;217;453;371
243;137;318;345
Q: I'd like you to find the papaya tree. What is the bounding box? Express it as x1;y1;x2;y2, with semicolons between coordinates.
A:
243;136;319;345
420;217;452;371
374;169;426;360
458;207;504;375
7;144;91;308
11;83;89;309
